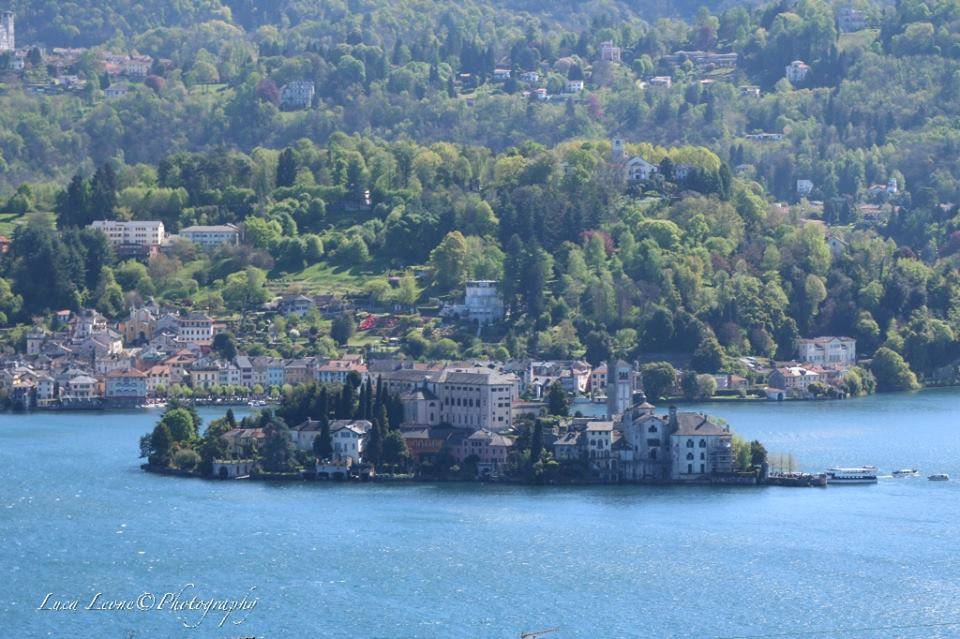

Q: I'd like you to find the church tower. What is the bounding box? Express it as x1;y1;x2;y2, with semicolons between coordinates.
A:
606;359;633;419
0;12;14;52
611;137;625;160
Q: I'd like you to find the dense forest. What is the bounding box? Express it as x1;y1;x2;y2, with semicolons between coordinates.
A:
0;0;957;390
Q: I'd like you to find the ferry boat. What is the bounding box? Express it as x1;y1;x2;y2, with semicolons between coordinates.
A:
825;466;878;484
928;473;950;481
892;468;919;478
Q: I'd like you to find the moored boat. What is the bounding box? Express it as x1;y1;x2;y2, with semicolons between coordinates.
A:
928;473;950;481
825;466;878;484
892;468;919;478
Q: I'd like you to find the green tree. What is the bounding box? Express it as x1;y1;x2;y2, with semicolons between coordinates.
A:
382;430;410;468
173;448;201;471
682;372;717;400
331;312;355;346
750;440;768;467
276;148;297;188
213;332;238;361
870;347;921;392
547;381;569;416
691;335;725;373
261;413;296;472
640;362;677;401
222;268;270;312
89;163;118;220
429;231;469;291
312;417;332;460
93;267;124;318
161;407;199;442
148;422;173;466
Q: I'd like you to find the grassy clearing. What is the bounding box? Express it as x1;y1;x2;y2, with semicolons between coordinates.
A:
270;261;377;295
838;29;879;52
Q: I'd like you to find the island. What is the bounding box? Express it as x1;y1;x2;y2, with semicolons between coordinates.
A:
141;374;774;486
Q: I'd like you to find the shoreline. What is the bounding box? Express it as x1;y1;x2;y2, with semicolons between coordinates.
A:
7;386;957;415
141;464;815;489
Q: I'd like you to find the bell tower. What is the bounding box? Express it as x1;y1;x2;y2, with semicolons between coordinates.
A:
0;12;14;52
606;359;633;419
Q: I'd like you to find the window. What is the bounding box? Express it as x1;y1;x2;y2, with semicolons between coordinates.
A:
699;439;706;448
686;440;694;448
686;452;694;460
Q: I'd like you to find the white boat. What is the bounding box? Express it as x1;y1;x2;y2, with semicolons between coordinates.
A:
892;468;919;478
825;466;878;484
928;473;950;481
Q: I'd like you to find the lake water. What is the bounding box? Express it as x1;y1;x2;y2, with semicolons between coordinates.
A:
2;390;960;638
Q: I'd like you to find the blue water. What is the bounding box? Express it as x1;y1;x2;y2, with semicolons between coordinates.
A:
2;391;960;638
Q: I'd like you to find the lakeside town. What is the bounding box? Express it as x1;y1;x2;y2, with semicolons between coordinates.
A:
3;271;872;412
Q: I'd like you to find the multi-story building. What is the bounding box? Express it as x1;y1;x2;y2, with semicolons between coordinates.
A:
279;294;315;317
63;374;99;400
400;388;441;425
443;281;505;325
188;364;219;390
331;420;371;463
463;280;504;324
294;419;372;463
218;363;241;387
280;80;315;109
104;368;147;407
796;337;856;367
315;358;367;385
434;367;517;431
178;224;241;248
767;366;822;392
614;405;734;481
90;220;165;248
454;429;514;475
670;412;733;480
599;41;622;62
177;312;215;345
283;358;316;386
663;50;738;69
251;356;285;389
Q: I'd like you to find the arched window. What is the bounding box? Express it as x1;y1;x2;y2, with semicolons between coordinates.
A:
648;424;658;433
699;439;706;448
686;440;694;448
686;452;694;460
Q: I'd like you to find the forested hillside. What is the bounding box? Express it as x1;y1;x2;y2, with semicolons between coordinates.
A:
0;0;957;389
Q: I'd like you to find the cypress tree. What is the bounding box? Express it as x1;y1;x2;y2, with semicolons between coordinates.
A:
529;419;543;466
314;416;332;460
276;148;297;187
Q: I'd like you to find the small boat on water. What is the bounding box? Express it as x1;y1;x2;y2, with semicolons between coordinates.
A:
892;468;919;478
825;466;878;484
928;473;950;481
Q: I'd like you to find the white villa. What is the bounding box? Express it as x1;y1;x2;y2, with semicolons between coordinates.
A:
796;337;856;366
